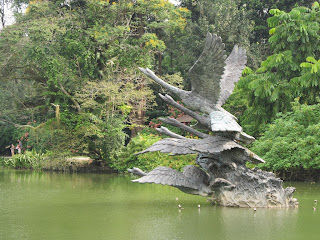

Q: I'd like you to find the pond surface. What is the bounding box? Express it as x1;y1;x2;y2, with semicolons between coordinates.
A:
0;169;320;240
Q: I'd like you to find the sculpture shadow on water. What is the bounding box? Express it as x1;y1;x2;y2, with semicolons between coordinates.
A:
128;33;297;208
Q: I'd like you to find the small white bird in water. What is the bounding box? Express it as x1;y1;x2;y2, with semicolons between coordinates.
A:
253;208;257;211
313;207;316;211
198;204;201;209
315;200;318;203
176;197;179;201
178;204;184;209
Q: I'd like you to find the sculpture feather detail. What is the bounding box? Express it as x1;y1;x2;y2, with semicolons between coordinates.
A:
209;111;242;132
188;33;227;105
135;136;244;156
135;136;264;164
132;166;212;196
218;44;247;106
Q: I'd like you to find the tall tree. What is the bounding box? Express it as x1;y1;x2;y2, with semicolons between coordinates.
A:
239;0;315;44
237;2;320;136
0;0;190;157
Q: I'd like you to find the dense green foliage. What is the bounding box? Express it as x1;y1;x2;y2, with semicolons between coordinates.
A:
239;0;315;43
237;2;320;136
0;0;189;160
1;0;320;179
252;99;320;180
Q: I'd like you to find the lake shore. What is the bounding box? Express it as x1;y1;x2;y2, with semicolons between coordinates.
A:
0;155;117;173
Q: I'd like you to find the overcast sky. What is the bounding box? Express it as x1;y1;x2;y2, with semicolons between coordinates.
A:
1;2;15;28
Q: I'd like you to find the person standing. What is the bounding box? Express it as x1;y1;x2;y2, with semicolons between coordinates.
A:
17;140;22;154
10;144;15;156
5;143;15;156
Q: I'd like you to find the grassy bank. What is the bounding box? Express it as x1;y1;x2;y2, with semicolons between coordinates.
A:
0;151;114;173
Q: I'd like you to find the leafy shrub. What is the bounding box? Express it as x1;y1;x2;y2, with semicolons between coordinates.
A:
1;150;46;170
252;99;320;175
0;150;93;172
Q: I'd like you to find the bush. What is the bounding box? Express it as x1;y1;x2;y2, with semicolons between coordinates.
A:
9;112;128;163
0;150;87;172
1;150;46;170
252;99;320;176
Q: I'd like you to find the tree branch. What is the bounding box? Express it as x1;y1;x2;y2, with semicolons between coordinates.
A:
59;82;81;113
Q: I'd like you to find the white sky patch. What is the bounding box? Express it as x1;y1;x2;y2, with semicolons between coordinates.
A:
0;3;15;29
169;0;180;5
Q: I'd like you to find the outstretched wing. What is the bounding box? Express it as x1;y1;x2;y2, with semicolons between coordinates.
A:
188;33;227;105
136;138;197;155
132;166;199;190
218;45;247;106
135;136;244;156
190;137;244;153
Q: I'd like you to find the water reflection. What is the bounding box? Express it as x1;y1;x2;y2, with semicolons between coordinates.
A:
219;207;298;240
1;169;320;240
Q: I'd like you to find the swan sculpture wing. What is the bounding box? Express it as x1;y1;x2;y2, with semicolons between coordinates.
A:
132;165;212;196
187;33;247;132
135;136;244;156
188;33;227;106
218;44;247;106
188;33;247;107
132;166;200;190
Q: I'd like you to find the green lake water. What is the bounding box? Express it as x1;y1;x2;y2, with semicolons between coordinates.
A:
1;168;320;240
